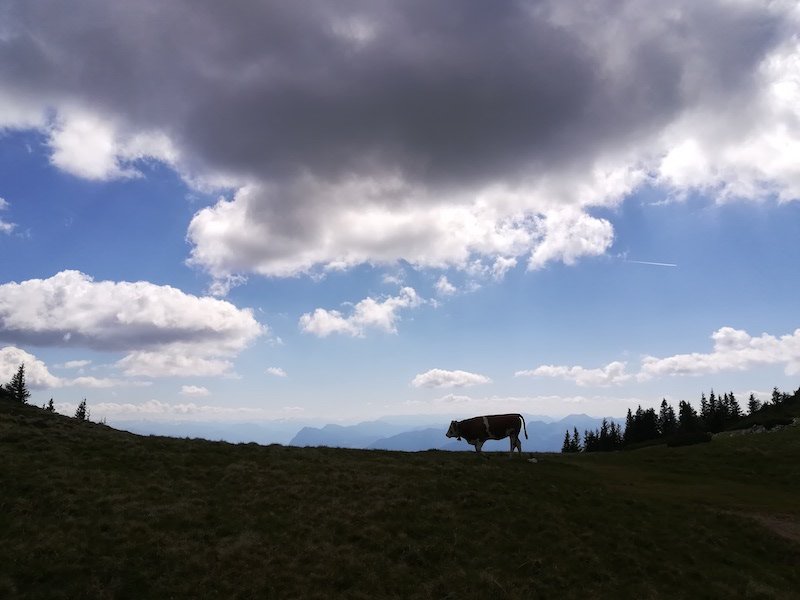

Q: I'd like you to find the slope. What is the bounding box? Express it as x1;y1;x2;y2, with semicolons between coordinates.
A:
1;399;798;599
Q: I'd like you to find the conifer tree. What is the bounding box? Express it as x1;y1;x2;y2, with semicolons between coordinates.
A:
74;399;89;422
624;408;634;445
46;398;55;412
727;391;741;420
610;422;623;449
700;393;708;423
678;400;699;432
562;430;571;453
571;427;580;452
583;429;597;452
640;408;659;440
4;363;31;404
771;387;786;406
658;399;677;437
747;393;761;415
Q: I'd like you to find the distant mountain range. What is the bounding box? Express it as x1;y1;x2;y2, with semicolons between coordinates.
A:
291;414;623;452
111;414;621;453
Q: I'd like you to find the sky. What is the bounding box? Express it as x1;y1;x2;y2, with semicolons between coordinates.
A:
1;0;799;424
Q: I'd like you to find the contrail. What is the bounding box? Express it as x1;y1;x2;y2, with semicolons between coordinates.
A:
624;259;678;267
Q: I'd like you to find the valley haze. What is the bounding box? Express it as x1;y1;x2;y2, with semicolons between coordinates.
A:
110;413;608;452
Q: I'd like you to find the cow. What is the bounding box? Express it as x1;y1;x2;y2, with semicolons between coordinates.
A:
445;413;528;457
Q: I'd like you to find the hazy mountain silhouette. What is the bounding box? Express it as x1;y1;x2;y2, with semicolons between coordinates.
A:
111;414;620;451
315;414;622;452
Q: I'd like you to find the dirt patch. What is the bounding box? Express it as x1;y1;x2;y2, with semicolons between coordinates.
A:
734;512;800;544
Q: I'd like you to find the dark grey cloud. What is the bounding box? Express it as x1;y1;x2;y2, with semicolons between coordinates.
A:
1;0;796;279
0;0;782;185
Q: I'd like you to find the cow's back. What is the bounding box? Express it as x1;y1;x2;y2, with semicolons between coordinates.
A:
459;414;521;441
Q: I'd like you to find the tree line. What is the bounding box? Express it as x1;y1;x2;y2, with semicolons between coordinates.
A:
1;363;91;421
562;386;799;453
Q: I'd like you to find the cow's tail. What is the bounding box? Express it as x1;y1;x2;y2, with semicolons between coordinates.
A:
518;414;528;439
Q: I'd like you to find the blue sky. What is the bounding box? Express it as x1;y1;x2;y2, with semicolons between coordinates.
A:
1;1;799;423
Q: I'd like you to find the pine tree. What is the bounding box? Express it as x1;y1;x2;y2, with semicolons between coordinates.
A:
747;393;761;415
727;391;741;420
46;398;55;412
75;399;89;422
678;400;699;433
640;408;659;440
562;430;571;453
658;399;677;437
771;387;788;406
583;429;598;452
623;408;634;445
610;422;623;449
4;363;31;404
571;427;580;452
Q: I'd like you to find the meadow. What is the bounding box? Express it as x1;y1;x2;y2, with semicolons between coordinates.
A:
1;399;798;599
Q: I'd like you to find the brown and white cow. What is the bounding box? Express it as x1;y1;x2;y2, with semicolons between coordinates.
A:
445;413;528;457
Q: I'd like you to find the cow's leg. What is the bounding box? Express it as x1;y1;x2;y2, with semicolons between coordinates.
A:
474;440;487;458
509;433;522;457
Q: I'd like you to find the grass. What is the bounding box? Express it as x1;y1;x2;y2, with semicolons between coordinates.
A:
1;399;799;599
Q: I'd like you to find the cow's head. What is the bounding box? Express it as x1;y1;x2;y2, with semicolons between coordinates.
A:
446;420;461;440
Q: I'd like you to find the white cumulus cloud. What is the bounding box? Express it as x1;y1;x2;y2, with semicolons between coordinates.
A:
266;367;287;377
180;385;210;397
0;197;16;234
411;368;492;389
520;326;800;386
0;346;62;388
299;287;422;337
0;271;265;377
0;346;149;389
639;327;800;379
434;276;457;297
57;359;92;370
516;361;631;387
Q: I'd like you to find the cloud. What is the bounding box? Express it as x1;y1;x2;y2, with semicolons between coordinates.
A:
434;276;457;297
1;1;796;285
266;367;287;377
403;392;649;418
299;287;422;337
0;346;149;389
411;368;492;389
116;352;233;378
86;398;293;422
57;359;92;369
516;361;632;387
527;209;614;270
491;257;518;281
0;346;62;388
639;327;800;379
0;271;265;376
70;375;151;389
520;326;800;385
0;197;16;234
180;385;210;397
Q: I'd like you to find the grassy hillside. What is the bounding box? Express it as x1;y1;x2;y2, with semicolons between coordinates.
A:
1;399;798;599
